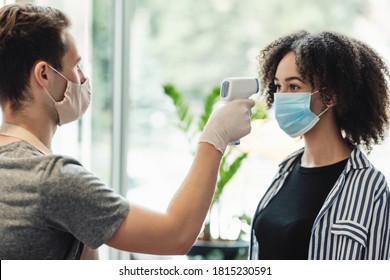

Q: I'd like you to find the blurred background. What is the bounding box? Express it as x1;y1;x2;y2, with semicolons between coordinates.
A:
1;0;389;259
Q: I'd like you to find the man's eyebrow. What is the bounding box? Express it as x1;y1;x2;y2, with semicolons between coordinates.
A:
274;76;305;83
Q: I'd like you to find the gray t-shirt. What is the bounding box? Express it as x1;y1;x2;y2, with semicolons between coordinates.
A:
0;141;129;259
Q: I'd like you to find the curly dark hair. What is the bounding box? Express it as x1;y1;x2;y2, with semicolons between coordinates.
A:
258;30;390;150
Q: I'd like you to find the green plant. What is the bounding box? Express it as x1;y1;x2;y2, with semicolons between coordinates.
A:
163;83;266;240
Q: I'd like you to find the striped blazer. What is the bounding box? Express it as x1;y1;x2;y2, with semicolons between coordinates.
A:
250;145;390;260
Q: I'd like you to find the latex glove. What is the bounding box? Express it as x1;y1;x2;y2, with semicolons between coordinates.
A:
199;99;255;154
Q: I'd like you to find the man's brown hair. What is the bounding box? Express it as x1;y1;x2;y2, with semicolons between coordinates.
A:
0;4;71;111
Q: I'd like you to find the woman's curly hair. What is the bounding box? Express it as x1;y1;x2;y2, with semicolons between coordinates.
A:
258;30;390;150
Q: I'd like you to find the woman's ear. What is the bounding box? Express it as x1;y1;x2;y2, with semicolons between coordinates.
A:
321;88;337;108
327;94;337;108
33;61;50;89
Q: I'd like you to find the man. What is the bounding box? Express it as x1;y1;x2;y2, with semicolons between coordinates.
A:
0;4;254;259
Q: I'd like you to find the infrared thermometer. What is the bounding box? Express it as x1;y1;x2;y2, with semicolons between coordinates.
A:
220;77;260;144
220;77;259;101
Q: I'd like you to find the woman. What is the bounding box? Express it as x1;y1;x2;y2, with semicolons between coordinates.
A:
250;30;390;260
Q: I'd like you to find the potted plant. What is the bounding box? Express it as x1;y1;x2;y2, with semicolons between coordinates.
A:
163;83;266;259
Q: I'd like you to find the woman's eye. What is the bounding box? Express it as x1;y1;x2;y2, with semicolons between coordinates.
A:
290;84;300;91
274;84;281;92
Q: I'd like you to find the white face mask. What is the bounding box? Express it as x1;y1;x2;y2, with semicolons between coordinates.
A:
44;65;91;126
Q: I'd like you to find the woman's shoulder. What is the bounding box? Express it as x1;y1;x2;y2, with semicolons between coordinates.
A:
344;147;389;196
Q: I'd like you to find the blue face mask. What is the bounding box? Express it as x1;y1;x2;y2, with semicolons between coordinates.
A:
274;90;329;138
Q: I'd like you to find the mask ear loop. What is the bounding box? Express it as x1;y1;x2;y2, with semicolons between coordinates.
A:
48;65;70;82
310;87;327;96
311;87;330;117
317;106;330;117
310;89;321;96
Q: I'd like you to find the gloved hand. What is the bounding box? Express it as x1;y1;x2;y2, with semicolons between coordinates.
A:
199;99;255;154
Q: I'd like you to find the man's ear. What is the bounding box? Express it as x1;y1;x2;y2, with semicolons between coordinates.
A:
33;61;50;89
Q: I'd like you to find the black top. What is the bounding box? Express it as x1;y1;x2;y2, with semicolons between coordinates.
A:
253;155;348;260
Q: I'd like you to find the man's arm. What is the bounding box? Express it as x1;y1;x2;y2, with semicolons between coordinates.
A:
106;99;254;254
106;142;221;254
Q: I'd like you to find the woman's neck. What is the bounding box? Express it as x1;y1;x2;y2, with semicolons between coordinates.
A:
301;124;352;168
